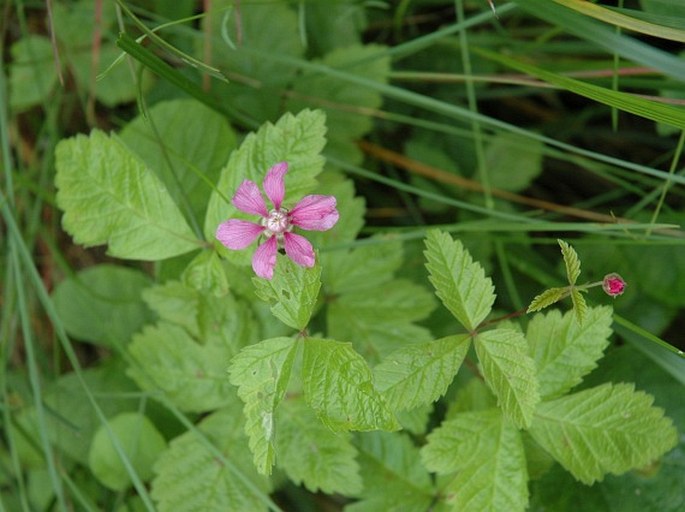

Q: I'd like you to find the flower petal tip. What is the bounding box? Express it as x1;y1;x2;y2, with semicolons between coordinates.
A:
252;236;278;279
216;219;264;250
263;162;289;210
232;179;269;217
289;194;340;231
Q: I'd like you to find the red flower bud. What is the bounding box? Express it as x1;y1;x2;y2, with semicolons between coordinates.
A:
602;273;626;297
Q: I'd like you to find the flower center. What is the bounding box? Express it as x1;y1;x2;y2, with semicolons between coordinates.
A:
262;208;291;237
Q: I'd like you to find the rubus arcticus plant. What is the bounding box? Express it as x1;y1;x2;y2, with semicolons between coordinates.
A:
49;108;679;512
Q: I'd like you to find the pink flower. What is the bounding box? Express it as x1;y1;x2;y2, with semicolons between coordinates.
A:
215;162;339;279
602;273;626;297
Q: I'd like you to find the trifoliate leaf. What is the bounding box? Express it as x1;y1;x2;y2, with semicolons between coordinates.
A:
120;99;236;225
52;264;153;347
475;329;540;429
287;44;390;164
349;431;433;511
55;130;200;260
302;338;399;432
151;408;271;512
558;239;581;286
526;287;567;313
374;334;470;412
421;409;529;512
204;109;326;245
276;397;362;494
127;323;237;412
228;337;297;475
88;412;167;491
527;307;613;399
253;255;322;331
424;230;495;331
570;288;588;324
528;383;679;484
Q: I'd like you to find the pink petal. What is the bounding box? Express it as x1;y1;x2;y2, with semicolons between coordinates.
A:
288;195;339;231
252;236;278;279
262;162;288;210
283;232;315;268
216;219;264;249
232;180;268;217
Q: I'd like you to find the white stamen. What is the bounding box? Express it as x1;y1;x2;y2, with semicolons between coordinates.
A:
262;208;291;237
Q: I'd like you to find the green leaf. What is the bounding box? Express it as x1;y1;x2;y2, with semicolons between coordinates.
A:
529;383;679;484
374;334;470;412
142;281;201;338
55;130;200;260
479;45;685;128
570;288;588;324
204;109;327;247
421;409;529;512
204;0;304;121
52;264;153;347
304;1;365;56
252;255;322;331
197;291;260;351
70;43;151;106
486;132;544;192
120;99;237;225
53;0;143;105
127;323;237;412
302;338;399;432
350;431;433;512
424;229;496;331
88;412;167;491
287;44;391;164
228;337;297;475
558;239;581;286
28;360;139;465
9;35;57;111
181;250;229;297
276;397;362;494
323;236;403;296
151;409;271;512
527;287;568;313
527;307;613;399
52;0;116;48
475;329;540;429
447;377;498;420
327;279;435;361
142;278;257;352
641;0;685;18
395;404;431;435
553;0;685;43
